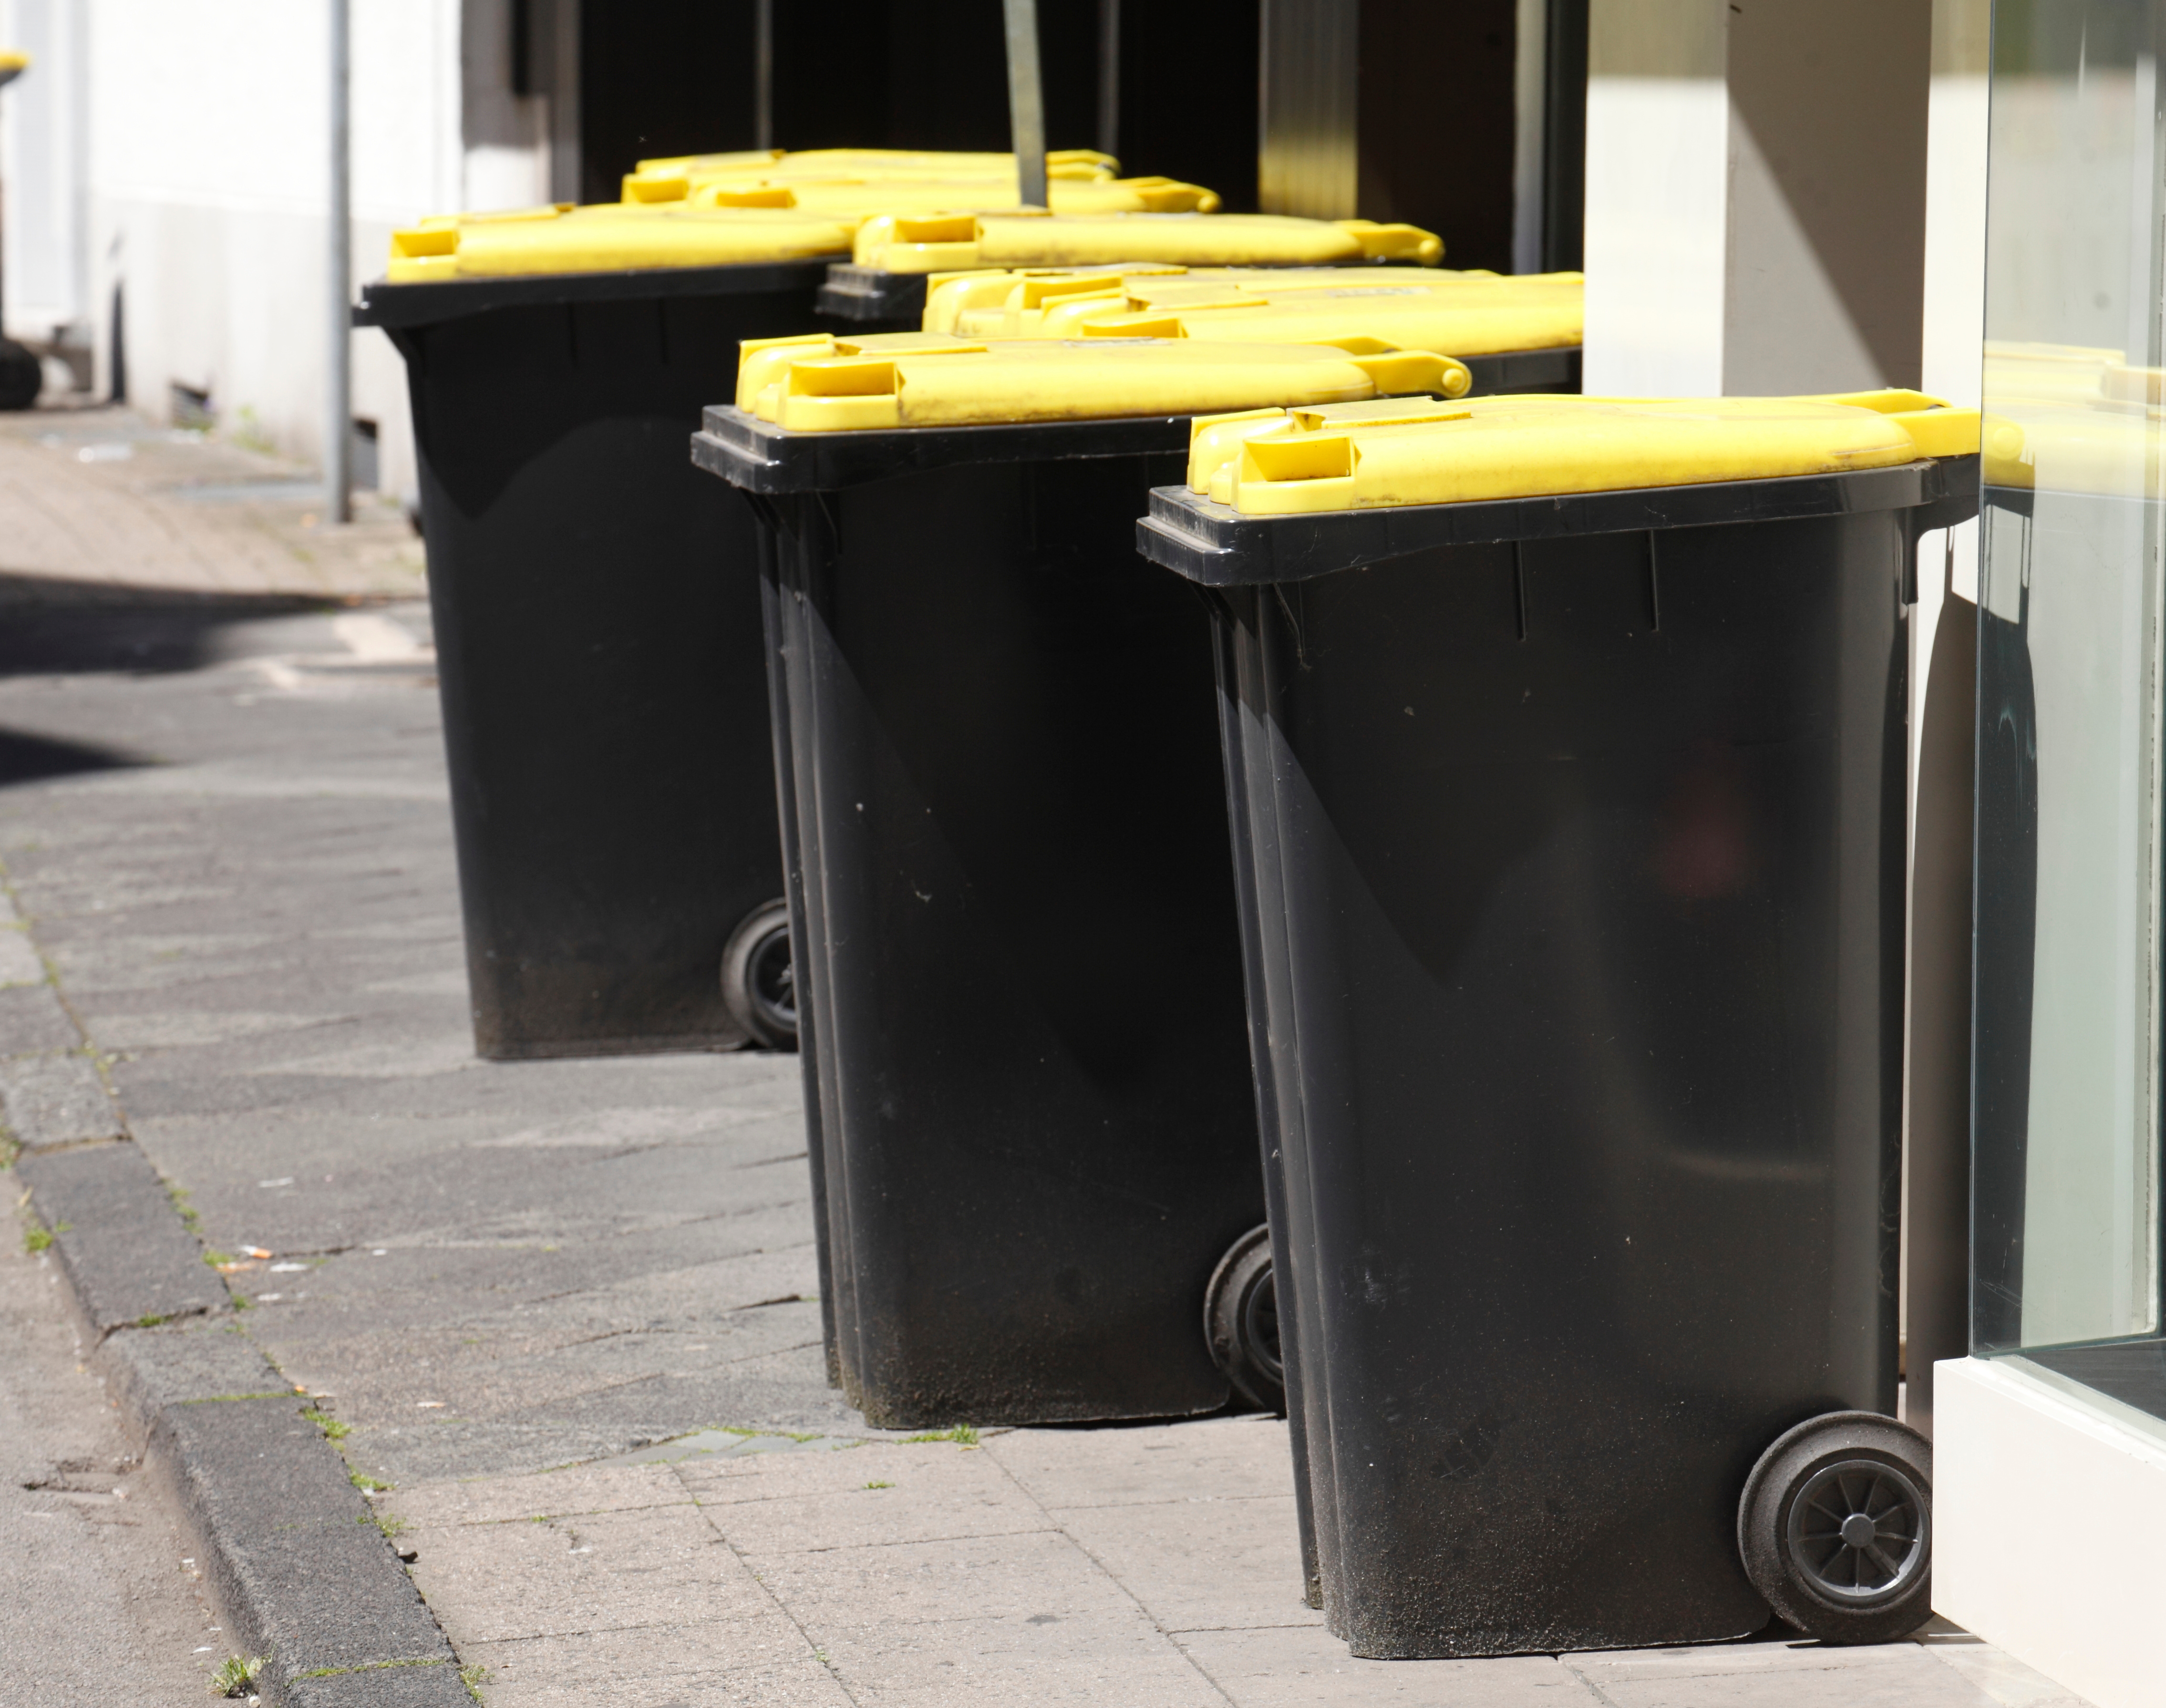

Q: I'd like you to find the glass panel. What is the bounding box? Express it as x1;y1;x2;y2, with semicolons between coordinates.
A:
1975;0;2166;1380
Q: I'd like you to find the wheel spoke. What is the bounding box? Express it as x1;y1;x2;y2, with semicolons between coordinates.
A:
1781;1451;1932;1602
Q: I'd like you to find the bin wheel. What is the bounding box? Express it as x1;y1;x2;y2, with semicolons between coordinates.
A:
721;899;797;1051
1738;1410;1932;1645
1204;1225;1284;1414
0;339;42;412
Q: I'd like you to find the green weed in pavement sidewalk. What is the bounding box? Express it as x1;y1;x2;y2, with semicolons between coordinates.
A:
900;1424;980;1448
22;1219;66;1255
209;1655;265;1698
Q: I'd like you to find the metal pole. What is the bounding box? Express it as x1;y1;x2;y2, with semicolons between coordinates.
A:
1002;0;1047;209
754;0;774;151
1096;0;1119;162
326;0;351;523
1510;0;1547;275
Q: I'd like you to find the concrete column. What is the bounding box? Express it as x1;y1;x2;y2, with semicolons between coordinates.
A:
1902;0;1990;1442
1581;0;1932;397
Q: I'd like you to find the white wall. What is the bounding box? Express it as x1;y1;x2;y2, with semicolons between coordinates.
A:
83;0;463;501
66;0;555;503
1936;1357;2166;1708
1581;0;1933;400
1580;0;1728;395
1;0;91;349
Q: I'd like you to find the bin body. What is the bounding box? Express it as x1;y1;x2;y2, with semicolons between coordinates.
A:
722;421;1265;1425
1145;468;1962;1655
360;265;825;1059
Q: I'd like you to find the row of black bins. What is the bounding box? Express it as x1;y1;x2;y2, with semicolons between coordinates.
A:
360;257;1974;1657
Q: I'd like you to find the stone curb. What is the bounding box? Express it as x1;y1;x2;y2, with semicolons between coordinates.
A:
155;1394;465;1706
5;882;469;1708
0;1048;126;1148
17;1141;228;1331
18;1181;473;1708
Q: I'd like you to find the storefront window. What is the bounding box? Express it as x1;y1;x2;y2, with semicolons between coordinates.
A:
1974;0;2166;1417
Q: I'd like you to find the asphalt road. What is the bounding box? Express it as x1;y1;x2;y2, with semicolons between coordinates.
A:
0;1210;230;1703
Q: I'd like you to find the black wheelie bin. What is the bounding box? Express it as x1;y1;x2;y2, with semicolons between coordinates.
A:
1136;391;1980;1653
357;203;857;1058
694;337;1463;1427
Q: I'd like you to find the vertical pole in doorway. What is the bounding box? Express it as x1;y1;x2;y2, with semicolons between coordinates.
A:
1510;0;1547;274
326;0;352;524
1097;0;1120;161
754;0;774;151
1003;0;1047;208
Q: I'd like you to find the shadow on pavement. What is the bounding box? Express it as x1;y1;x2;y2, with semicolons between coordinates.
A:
0;728;146;790
0;573;336;679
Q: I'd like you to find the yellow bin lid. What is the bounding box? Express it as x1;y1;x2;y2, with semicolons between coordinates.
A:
917;266;1565;335
383;203;855;281
921;265;1196;333
855;213;1444;273
1010;274;1581;356
938;268;1573;338
636;147;1121;182
731;336;1462;433
649;175;1218;218
621;149;1172;208
1186;391;1981;515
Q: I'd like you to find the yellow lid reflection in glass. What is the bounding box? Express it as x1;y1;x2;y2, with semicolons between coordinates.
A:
732;337;1464;433
1971;341;2166;498
1187;391;1980;515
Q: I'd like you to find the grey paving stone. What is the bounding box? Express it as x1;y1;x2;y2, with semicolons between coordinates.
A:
402;1503;777;1642
0;1049;124;1147
450;1634;852;1708
1565;1641;2003;1708
0;981;77;1054
16;1140;228;1332
1178;1626;1591;1707
0;921;45;987
283;1664;472;1708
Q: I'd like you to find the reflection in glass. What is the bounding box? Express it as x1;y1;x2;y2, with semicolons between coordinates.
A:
1974;0;2166;1381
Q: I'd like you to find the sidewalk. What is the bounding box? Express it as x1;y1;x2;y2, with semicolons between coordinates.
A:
0;536;2091;1702
0;402;422;600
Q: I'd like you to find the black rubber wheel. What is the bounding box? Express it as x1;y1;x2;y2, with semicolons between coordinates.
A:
720;899;797;1050
0;340;42;411
1204;1225;1284;1413
1738;1410;1933;1645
